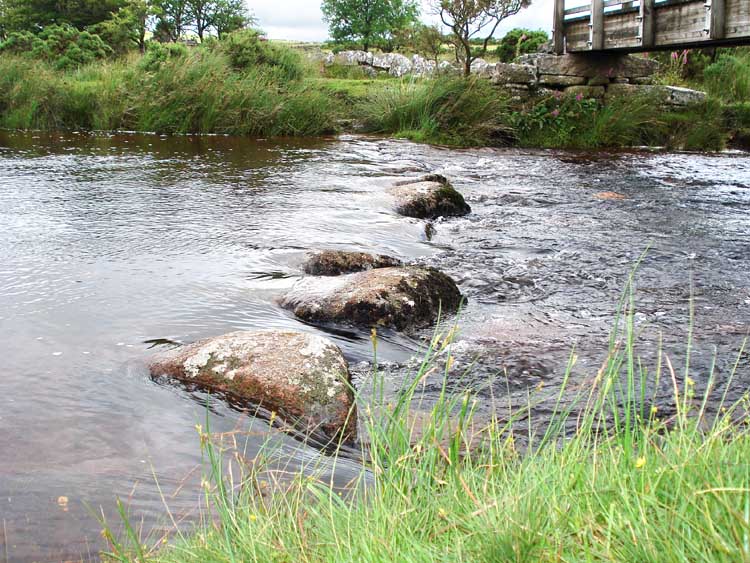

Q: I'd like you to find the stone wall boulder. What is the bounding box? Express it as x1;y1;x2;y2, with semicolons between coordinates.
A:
470;58;492;76
149;330;355;441
531;53;659;79
303;250;403;276
390;174;471;219
333;50;373;66
412;55;436;76
605;83;707;106
491;63;537;85
372;53;413;77
280;266;463;331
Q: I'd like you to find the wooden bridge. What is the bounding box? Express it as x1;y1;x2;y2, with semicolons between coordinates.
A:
553;0;750;54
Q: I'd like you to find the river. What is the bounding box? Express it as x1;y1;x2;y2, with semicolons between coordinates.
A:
1;131;749;561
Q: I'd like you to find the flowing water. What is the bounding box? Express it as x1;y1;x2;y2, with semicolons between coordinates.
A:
2;131;750;562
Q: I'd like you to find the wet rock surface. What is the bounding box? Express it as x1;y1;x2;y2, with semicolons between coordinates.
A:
303;250;403;276
390;174;471;219
149;330;356;441
280;266;463;331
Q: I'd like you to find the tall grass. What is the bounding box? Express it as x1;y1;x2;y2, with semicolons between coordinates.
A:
704;51;750;103
358;76;512;146
513;93;727;151
104;280;750;563
0;48;338;136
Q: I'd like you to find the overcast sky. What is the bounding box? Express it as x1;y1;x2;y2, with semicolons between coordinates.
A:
248;0;555;42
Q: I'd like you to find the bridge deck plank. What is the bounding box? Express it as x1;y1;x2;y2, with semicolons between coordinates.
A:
562;0;750;52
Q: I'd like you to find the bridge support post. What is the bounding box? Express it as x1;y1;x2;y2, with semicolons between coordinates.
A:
709;0;726;40
639;0;655;48
553;0;566;55
590;0;605;50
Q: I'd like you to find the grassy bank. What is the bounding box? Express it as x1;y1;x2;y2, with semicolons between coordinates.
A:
0;41;340;136
1;35;748;150
104;290;750;563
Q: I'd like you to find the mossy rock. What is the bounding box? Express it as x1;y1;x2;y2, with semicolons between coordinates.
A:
149;330;355;442
304;250;402;276
280;266;463;332
389;174;471;219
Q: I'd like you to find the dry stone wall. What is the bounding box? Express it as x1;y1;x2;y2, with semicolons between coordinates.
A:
325;50;707;106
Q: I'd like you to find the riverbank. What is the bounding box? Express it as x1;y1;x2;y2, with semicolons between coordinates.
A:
106;306;750;563
1;37;748;151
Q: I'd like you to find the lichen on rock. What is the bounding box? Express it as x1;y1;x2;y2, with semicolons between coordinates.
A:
149;330;356;442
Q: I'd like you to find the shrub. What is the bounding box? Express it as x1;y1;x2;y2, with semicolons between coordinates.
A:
138;41;188;72
496;28;549;63
3;24;113;70
217;30;303;82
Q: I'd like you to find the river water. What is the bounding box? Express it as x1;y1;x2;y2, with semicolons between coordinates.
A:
1;131;749;561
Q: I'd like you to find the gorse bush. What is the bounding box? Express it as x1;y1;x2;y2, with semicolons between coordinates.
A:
0;24;112;70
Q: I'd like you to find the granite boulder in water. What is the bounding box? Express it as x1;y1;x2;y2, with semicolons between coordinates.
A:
281;266;463;331
390;174;471;219
149;330;355;441
303;250;403;276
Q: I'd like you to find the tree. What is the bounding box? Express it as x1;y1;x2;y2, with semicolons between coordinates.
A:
0;0;8;40
1;0;126;33
188;0;250;41
412;24;445;66
321;0;419;53
90;0;157;53
187;0;215;41
431;0;531;76
212;0;251;38
153;0;192;42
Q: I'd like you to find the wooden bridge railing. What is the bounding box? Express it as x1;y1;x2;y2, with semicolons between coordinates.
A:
553;0;750;54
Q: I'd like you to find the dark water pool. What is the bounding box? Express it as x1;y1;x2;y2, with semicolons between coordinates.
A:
2;131;749;561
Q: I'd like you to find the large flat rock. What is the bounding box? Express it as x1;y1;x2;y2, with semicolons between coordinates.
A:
530;53;659;79
149;330;355;441
280;266;463;331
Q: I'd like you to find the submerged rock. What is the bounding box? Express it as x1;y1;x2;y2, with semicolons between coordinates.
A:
390;174;471;219
280;266;463;331
149;330;355;441
303;250;403;276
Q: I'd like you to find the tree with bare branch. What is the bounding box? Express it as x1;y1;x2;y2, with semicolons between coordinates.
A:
432;0;531;76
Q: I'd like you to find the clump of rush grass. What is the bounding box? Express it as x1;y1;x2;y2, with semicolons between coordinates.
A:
104;276;750;563
358;76;512;147
512;92;727;151
0;44;339;137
